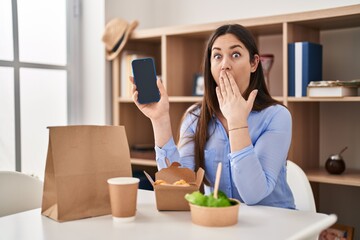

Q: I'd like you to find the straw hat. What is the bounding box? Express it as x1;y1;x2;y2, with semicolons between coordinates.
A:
102;18;139;61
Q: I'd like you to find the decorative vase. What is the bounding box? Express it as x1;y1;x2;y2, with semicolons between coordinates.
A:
325;147;348;175
260;54;274;91
325;156;346;174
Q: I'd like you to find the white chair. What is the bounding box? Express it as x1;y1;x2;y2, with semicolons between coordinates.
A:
0;171;43;217
286;160;316;212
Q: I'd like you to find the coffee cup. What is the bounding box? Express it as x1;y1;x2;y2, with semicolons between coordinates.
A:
107;177;140;222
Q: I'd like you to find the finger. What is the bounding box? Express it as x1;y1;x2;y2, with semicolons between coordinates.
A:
223;71;234;95
219;76;227;97
132;90;140;106
247;89;258;109
156;78;166;97
215;86;223;104
131;81;137;92
129;76;135;84
226;71;240;96
219;70;226;80
130;76;137;94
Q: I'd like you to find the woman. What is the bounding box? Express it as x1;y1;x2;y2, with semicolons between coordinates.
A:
131;24;295;209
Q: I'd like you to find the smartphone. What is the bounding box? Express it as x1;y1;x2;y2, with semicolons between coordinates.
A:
132;57;160;104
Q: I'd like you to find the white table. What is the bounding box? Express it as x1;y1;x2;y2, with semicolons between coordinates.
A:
0;189;336;240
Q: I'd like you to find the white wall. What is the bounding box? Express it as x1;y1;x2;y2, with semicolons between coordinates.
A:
105;0;360;29
79;0;108;125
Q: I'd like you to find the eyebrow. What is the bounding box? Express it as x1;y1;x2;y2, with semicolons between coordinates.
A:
212;44;243;51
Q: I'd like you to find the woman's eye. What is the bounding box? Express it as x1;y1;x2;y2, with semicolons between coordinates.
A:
232;52;240;58
213;54;221;60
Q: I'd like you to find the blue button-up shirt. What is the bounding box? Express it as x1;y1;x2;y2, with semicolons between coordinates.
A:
155;104;295;209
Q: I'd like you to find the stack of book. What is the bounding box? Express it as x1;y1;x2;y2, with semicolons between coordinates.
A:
288;42;322;97
307;80;360;97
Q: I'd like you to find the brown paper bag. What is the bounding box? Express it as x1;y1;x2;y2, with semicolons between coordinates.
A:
41;125;132;222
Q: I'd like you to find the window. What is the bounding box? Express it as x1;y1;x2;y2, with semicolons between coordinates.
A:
0;0;77;179
0;67;15;171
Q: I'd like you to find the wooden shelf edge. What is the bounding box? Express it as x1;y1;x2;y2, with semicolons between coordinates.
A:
120;96;360;103
288;96;360;102
118;97;133;103
131;158;157;167
169;96;203;102
130;4;360;39
273;96;284;102
306;168;360;187
119;96;203;103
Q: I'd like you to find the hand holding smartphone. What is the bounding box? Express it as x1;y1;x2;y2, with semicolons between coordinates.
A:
132;57;160;104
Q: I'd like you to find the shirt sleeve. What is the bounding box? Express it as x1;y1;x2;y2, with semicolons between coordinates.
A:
154;110;197;170
229;106;292;205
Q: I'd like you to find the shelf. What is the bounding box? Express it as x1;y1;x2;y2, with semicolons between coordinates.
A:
119;97;133;103
291;11;360;30
119;96;285;103
287;96;360;102
272;96;284;102
131;158;157;167
131;19;282;39
306;168;360;187
169;96;202;102
118;96;203;103
114;6;360;189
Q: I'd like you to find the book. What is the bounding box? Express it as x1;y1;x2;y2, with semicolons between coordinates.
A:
120;51;151;98
307;86;358;97
288;42;322;97
307;80;360;97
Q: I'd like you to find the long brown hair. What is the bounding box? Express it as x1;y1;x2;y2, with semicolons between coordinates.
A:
191;24;280;172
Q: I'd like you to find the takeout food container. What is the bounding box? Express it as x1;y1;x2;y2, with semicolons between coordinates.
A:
189;199;240;227
144;162;204;211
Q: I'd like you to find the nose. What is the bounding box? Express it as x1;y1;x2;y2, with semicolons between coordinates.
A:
221;57;231;70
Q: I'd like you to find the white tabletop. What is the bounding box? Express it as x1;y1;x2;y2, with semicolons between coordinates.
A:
0;189;336;240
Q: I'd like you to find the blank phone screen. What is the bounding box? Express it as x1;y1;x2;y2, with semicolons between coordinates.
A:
132;58;160;104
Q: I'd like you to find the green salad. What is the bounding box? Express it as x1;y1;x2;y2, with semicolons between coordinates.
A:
185;191;237;207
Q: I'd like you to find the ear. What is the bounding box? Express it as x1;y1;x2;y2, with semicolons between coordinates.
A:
251;54;260;73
